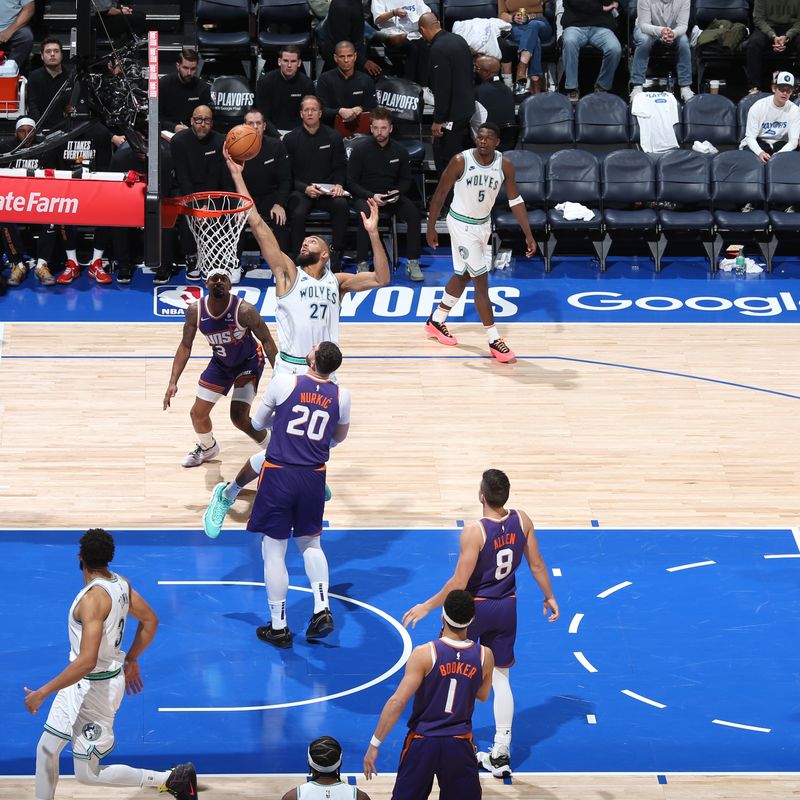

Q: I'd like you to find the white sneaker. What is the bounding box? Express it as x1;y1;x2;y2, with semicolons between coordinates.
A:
406;258;424;282
630;85;643;100
181;441;219;467
680;86;695;101
476;746;512;778
229;265;242;285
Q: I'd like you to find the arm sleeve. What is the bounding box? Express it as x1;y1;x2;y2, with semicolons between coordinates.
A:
256;75;272;119
285;133;310;192
396;148;412;194
199;81;212;107
778;109;800;152
743;103;765;155
338;387;352;425
672;0;690;36
361;76;378;111
637;0;660;36
252;376;295;430
329;132;347;184
430;49;452;123
752;0;776;37
315;74;340;125
170;136;193;196
346;144;373;198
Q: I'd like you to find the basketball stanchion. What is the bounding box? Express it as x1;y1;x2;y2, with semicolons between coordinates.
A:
162;191;253;278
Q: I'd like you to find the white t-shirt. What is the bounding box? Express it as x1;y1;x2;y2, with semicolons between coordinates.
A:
371;0;430;37
631;91;680;154
741;95;800;155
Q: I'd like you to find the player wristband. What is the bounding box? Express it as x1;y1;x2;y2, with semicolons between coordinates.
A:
508;195;524;208
370;735;382;748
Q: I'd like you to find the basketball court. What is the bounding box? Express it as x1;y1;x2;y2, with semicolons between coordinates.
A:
2;235;800;797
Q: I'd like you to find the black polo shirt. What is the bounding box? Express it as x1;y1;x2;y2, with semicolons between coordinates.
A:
158;73;213;131
346;135;411;198
283;124;347;191
315;69;377;126
242;136;292;208
256;68;316;131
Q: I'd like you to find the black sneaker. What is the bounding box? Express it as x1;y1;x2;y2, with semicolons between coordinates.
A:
154;264;172;285
160;762;198;798
185;255;201;281
256;624;293;649
306;608;334;640
117;263;133;284
477;748;512;778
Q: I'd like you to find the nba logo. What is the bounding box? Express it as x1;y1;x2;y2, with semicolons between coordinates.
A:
154;285;203;317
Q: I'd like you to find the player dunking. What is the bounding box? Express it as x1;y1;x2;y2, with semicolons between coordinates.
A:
243;341;350;648
199;153;388;534
425;122;537;363
23;529;198;800
364;590;494;800
402;469;559;778
163;269;278;467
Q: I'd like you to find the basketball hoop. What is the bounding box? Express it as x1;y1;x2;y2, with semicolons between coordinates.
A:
162;191;253;278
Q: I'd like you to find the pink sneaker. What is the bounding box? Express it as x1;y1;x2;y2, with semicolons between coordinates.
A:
424;316;457;346
489;339;515;363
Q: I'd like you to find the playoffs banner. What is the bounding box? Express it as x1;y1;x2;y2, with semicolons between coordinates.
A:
375;77;422;122
0;175;145;225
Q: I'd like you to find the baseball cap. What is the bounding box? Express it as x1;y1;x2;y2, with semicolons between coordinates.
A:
774;70;795;87
15;116;35;130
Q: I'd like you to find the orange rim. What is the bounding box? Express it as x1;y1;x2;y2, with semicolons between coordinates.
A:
163;191;254;219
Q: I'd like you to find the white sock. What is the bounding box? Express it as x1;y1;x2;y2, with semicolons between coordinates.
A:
66;249;77;263
223;479;243;502
433;305;450;324
297;535;329;612
262;536;289;628
502;73;513;87
485;325;500;343
37;258;47;269
198;430;215;449
92;248;104;262
492;666;513;751
142;769;171;787
35;731;67;800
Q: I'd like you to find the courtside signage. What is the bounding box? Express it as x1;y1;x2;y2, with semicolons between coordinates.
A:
0;175;145;225
154;285;203;316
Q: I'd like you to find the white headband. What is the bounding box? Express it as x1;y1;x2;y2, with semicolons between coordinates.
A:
442;609;474;629
307;748;342;773
205;267;231;279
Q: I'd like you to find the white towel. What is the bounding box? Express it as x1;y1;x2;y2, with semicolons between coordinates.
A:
555;201;595;221
717;257;764;274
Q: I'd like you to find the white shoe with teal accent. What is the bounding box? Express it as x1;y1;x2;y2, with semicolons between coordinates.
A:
203;481;234;539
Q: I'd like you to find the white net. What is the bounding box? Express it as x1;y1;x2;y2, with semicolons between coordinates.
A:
180;193;253;278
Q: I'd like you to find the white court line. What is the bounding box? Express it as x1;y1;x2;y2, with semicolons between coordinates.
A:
666;560;716;572
764;554;800;559
586;714;597;724
597;581;632;598
156;582;412;712
573;651;598;673
568;613;584;634
712;719;771;733
552;567;562;577
621;689;667;709
763;527;800;558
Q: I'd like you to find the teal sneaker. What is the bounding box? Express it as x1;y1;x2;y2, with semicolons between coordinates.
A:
203;481;234;539
325;483;332;502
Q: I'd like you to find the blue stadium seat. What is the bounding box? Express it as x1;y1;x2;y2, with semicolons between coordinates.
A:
681;93;737;148
601;150;658;270
765;152;800;268
694;0;750;89
574;92;631;150
656;150;715;271
443;0;495;28
545;149;602;271
196;0;252;54
711;150;771;269
736;91;770;140
492;150;547;265
519;93;574;150
257;0;313;52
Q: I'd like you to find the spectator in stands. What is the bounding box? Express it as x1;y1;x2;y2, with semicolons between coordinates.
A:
241;107;292;252
475;55;516;131
27;38;74;131
741;71;800;161
283;94;349;270
418;12;476;175
52;120;115;285
256;46;316;133
0;0;33;69
159;48;212;134
371;0;431;83
316;41;378;128
561;0;621;101
91;0;147;37
170;104;232;280
630;0;693;101
347;106;422;279
3;117;41;287
318;0;383;75
746;0;800;93
498;0;552;95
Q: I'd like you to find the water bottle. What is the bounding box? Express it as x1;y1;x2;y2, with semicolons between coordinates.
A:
734;253;746;276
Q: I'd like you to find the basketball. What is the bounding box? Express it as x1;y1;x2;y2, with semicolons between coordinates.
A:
225;124;261;163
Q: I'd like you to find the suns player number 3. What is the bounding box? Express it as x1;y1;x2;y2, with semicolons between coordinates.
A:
287;404;331;440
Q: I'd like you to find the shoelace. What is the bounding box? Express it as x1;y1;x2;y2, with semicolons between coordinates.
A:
492;339;510;353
